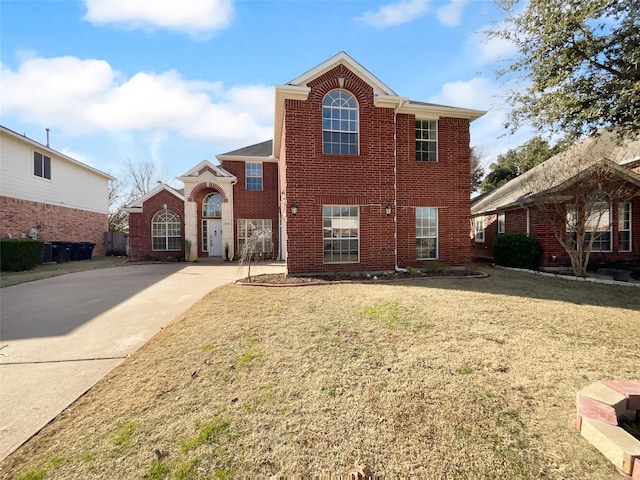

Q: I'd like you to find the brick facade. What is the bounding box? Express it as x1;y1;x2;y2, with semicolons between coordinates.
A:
0;195;107;255
127;189;185;260
283;65;473;274
221;160;280;258
471;197;640;267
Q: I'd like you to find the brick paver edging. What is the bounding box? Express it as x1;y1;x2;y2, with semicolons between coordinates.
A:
577;380;640;478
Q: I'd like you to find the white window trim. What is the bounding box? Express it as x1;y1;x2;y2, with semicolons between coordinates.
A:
416;207;438;260
237;219;273;254
245;162;263;191
566;202;613;252
322;90;360;155
497;212;505;234
151;209;181;251
618;202;632;252
33;151;52;180
323;205;360;264
415;120;438;162
202;192;222;218
474;216;485;243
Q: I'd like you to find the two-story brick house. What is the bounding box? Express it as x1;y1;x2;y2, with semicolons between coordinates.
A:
126;52;484;274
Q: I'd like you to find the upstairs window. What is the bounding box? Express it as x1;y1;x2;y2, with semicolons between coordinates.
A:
246;163;263;191
152;209;181;251
322;90;359;155
416;120;437;162
34;151;51;179
203;193;222;218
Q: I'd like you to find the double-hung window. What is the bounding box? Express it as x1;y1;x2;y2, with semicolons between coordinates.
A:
566;202;612;251
237;219;273;253
416;120;437;162
323;206;359;263
416;207;438;259
497;212;505;234
34;152;51;179
246;163;262;191
474;216;485;243
322;90;359;155
152;209;181;251
618;202;631;252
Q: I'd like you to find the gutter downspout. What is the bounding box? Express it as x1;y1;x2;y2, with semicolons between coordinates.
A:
393;99;408;272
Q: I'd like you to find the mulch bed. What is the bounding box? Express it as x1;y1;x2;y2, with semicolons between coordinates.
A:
236;269;488;286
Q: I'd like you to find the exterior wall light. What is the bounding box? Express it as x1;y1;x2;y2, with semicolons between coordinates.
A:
291;202;298;215
385;203;392;215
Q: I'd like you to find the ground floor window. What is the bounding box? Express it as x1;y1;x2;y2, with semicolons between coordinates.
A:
152;209;181;251
566;202;612;251
237;219;272;254
323;205;359;263
618;202;631;252
497;212;505;234
474;216;485;242
416;207;438;259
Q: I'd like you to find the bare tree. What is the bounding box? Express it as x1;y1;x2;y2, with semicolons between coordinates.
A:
518;132;640;276
108;159;174;232
239;228;272;282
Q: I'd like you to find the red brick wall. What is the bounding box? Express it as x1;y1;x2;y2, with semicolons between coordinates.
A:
222;160;280;257
472;197;640;267
127;189;185;260
282;64;472;274
0;196;108;255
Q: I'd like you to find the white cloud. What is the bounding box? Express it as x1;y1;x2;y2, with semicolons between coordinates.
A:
436;0;468;27
357;0;430;27
83;0;234;36
0;56;274;147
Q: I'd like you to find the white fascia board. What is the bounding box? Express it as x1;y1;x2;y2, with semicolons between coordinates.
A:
216;154;277;164
125;184;185;208
374;96;486;121
274;84;311;157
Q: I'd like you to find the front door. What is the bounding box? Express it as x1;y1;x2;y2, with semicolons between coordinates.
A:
207;219;223;257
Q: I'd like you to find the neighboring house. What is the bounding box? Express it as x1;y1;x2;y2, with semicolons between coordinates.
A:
126;52;485;274
0;125;114;255
471;131;640;267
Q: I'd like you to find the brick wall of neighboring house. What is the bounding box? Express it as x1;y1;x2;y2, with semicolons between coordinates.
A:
221;160;280;258
0;195;107;255
127;189;185;260
283;64;472;274
472;196;640;267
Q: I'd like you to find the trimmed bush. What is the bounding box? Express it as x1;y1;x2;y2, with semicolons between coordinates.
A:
0;239;44;271
492;233;542;270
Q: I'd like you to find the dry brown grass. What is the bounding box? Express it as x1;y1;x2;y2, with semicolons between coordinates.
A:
2;267;639;479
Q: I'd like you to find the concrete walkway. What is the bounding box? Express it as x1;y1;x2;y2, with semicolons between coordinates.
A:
0;260;284;461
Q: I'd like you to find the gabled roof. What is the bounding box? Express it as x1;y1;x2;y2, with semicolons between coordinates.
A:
274;52;486;157
286;51;397;97
217;140;274;160
472;130;640;215
1;125;115;181
178;159;236;179
122;183;185;212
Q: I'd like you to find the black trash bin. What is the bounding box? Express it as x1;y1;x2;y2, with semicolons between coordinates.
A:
51;242;71;263
41;242;53;263
69;243;82;261
82;242;96;260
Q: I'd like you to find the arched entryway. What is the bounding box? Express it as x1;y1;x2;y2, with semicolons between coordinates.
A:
202;192;223;256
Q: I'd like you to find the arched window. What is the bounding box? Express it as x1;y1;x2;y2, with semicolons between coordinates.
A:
322;90;359;155
203;193;222;218
152;209;181;251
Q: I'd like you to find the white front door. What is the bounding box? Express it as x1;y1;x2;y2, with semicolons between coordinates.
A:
207;219;223;257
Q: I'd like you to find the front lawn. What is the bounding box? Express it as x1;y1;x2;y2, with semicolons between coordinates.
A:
3;267;639;479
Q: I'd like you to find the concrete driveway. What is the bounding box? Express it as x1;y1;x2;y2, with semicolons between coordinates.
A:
0;260;284;461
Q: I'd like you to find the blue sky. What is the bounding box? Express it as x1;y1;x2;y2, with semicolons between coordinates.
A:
1;0;531;183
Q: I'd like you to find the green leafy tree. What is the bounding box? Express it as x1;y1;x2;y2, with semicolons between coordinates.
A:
470;147;485;193
488;0;640;139
481;136;564;192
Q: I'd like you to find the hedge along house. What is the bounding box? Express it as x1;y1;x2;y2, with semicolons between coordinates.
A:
471;130;640;269
0;125;114;255
125;52;485;273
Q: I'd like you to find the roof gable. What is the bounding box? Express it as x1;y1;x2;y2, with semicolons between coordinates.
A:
287;51;396;97
472;130;640;215
179;159;235;178
124;183;185;210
